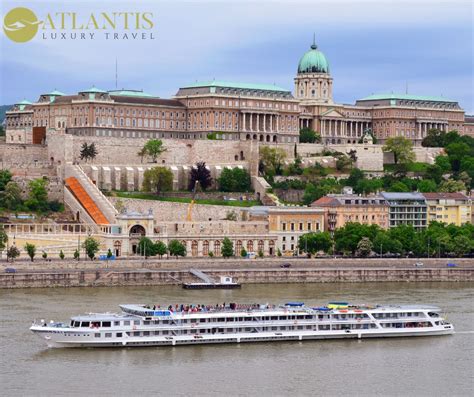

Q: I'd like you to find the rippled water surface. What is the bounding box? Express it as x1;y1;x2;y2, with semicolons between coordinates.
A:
1;282;473;396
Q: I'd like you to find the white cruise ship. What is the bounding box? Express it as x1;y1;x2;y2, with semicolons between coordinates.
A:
30;301;454;348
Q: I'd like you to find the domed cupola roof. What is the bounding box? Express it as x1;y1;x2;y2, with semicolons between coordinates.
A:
297;39;330;74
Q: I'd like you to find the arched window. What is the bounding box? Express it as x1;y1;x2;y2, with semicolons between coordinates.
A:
269;240;275;256
114;241;122;257
203;240;209;256
258;240;264;254
247;240;254;252
191;240;198;256
214;240;221;256
236;240;242;255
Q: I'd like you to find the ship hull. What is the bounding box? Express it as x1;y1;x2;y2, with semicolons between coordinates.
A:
31;325;454;348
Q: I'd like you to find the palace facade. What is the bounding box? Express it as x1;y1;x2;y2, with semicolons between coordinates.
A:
5;39;473;146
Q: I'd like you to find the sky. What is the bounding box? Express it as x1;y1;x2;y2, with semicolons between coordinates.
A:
0;0;473;112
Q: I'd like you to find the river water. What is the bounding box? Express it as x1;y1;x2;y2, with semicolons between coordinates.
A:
1;282;473;396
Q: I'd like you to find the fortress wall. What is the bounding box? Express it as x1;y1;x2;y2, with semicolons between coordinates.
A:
0;143;49;165
69;136;258;167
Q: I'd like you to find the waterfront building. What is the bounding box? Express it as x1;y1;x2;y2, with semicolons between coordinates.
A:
5;40;472;146
381;192;428;230
249;206;325;255
422;192;471;226
311;194;389;233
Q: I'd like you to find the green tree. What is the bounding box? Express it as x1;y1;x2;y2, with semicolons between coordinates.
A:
26;178;48;212
383;136;415;164
3;182;22;210
417;179;437;193
445;142;470;172
346;168;365;188
258;249;264;258
302;182;323;205
82;237;100;260
142;167;173;195
373;232;403;255
421;128;445;147
42;251;48;260
259;146;287;176
298;232;332;256
439;179;465;193
335;155;352;171
24;243;36;262
452;235;472;257
240;248;248;257
189;161;213;191
299;128;321;143
0;226;8;257
138;237;153;257
79;143;98;162
0;169;12;190
106;248;113;259
277;248;282;257
218;168;251;192
59;250;65;260
356;237;373;257
140;139;166;163
221;237;234;258
168;240;186;258
334;223;380;255
6;246;20;262
434;156;451;173
388;181;410;192
73;249;80;261
155;241;168;258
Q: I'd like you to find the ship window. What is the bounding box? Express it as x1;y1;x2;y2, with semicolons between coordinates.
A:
114;321;120;326
144;321;150;325
81;321;90;327
102;321;111;327
94;333;100;338
124;321;130;326
73;321;80;327
105;333;112;338
162;320;169;324
133;320;140;325
279;316;287;320
143;331;150;336
200;318;206;323
116;333;123;337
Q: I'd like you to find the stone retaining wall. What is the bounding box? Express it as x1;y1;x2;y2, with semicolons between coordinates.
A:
1;267;472;288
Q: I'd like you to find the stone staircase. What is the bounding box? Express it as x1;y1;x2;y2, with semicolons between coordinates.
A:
64;164;118;225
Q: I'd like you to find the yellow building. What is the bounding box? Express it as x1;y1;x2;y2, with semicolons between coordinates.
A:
250;206;325;255
423;193;471;226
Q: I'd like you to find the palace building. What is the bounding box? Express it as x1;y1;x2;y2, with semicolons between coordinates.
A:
5;39;473;146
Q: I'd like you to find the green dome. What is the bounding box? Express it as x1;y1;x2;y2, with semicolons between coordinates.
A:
297;42;330;74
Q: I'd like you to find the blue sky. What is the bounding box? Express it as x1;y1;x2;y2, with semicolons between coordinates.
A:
1;0;473;112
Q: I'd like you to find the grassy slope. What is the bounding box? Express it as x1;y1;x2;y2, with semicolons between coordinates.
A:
115;191;261;207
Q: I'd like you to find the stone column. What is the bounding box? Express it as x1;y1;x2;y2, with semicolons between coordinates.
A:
257;114;260;132
243;113;247;131
276;115;279;132
263;114;267;132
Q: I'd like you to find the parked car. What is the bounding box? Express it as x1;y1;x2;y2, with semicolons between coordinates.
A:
447;263;458;267
414;262;424;267
280;263;291;268
5;268;17;273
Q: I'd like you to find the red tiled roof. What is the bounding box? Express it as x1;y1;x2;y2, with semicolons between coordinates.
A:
311;196;340;207
423;192;469;200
